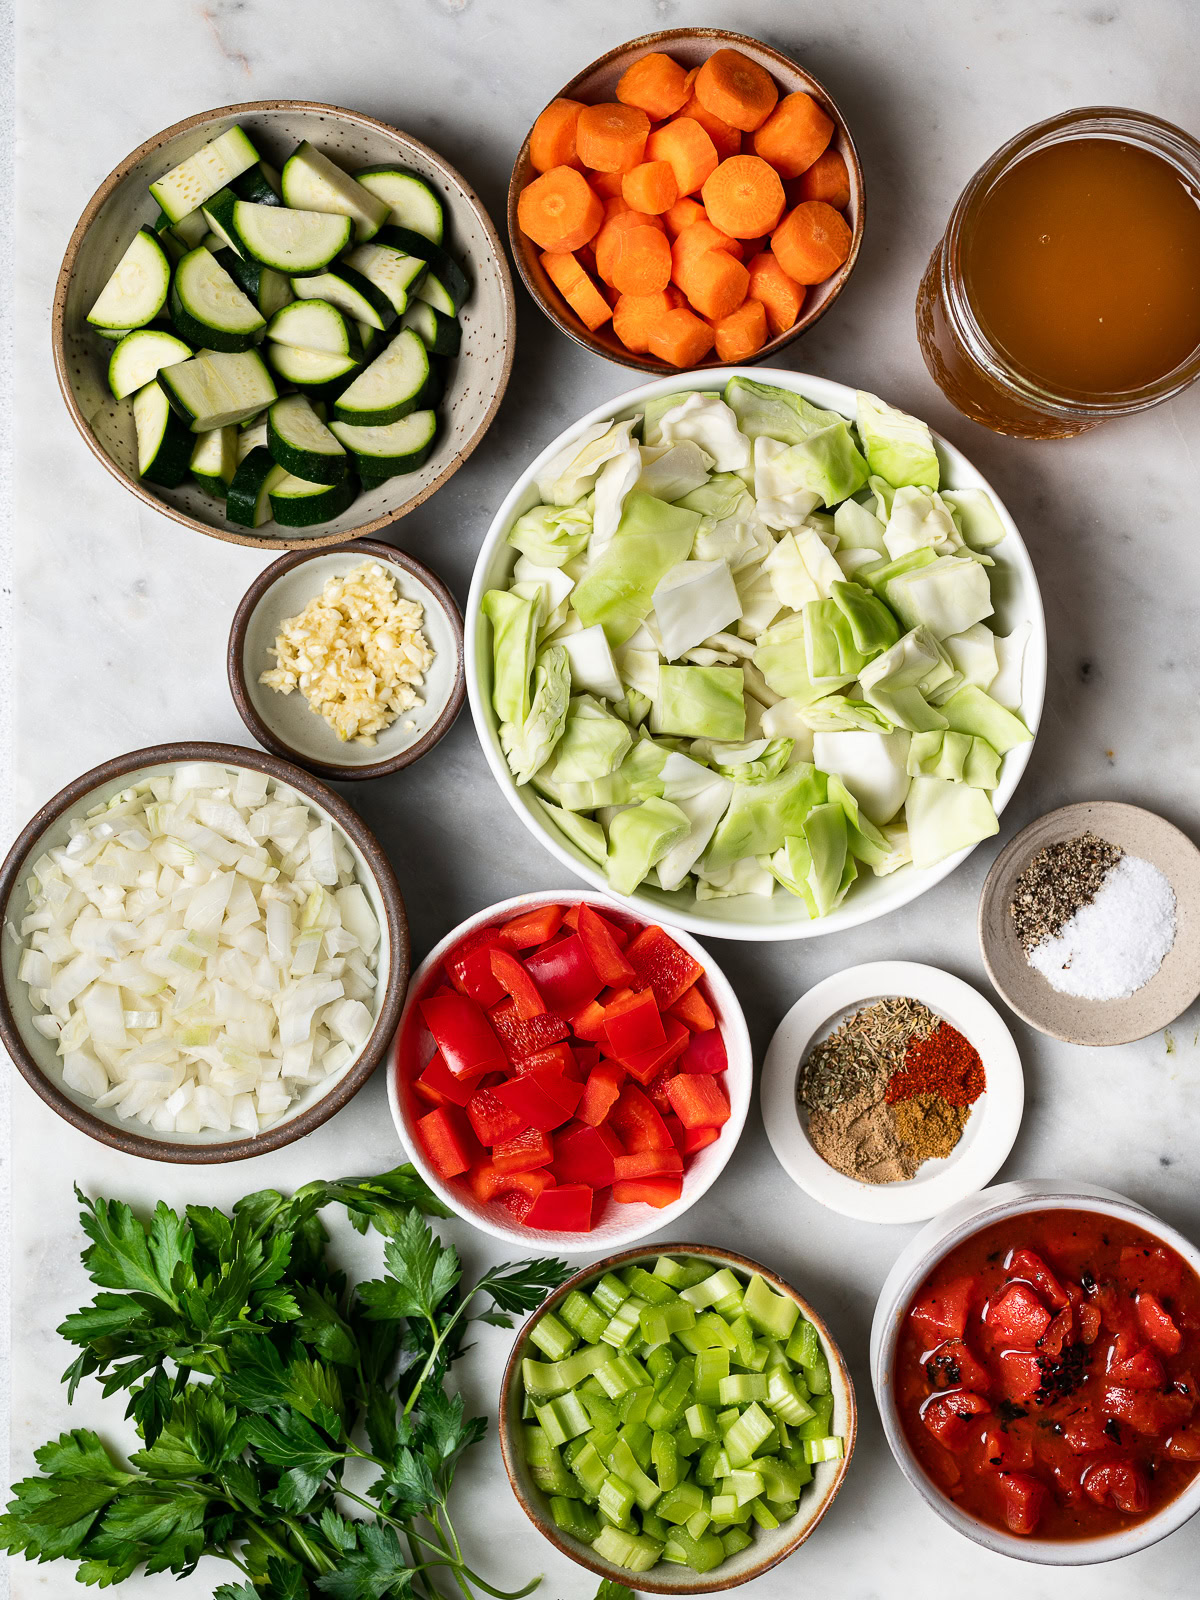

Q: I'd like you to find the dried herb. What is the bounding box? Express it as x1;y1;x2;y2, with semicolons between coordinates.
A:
798;996;938;1112
1009;831;1123;952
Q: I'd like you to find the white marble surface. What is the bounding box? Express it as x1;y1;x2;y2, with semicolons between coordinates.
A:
8;2;1200;1596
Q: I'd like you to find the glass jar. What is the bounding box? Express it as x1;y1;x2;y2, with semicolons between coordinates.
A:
916;107;1200;438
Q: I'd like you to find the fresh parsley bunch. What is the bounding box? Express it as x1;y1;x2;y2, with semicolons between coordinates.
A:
0;1165;570;1598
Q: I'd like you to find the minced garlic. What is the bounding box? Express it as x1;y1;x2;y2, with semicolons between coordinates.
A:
260;561;435;745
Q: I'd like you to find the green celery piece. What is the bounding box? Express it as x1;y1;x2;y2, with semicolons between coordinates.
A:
717;1408;739;1434
804;1435;844;1464
765;1369;816;1427
745;1340;771;1374
579;1382;620;1433
729;1468;765;1506
596;1351;651;1399
609;1437;663;1512
796;1394;835;1440
652;1429;680;1492
727;1313;757;1368
694;1348;730;1407
597;1472;637;1527
742;1274;802;1342
719;1374;768;1406
572;490;700;646
641;1509;669;1542
759;1456;807;1503
602;1296;648;1350
673;1422;702;1459
640;1300;697;1347
592;1522;664;1572
571;1440;609;1498
560;1289;607;1345
646;1356;695;1430
646;1346;675;1383
685;1504;712;1539
614;1417;653;1472
626;1266;679;1306
695;1441;723;1486
534;1390;591;1448
686;1403;721;1443
785;1319;821;1369
529;1310;578;1362
657;1480;706;1525
522;1423;555;1467
748;1497;780;1530
664;1526;726;1573
550;1494;600;1541
783;1442;814;1484
722;1527;754;1557
710;1491;741;1523
522;1390;539;1421
652;1255;691;1288
593;1273;630;1316
531;1446;584;1498
620;1386;653;1428
724;1402;776;1467
681;1267;742;1311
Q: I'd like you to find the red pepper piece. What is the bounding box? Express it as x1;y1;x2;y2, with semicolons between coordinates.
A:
552;1121;619;1188
524;933;603;1016
1006;1247;1069;1310
420;993;506;1081
921;1390;990;1453
465;1085;527;1148
996;1350;1045;1403
662;1111;686;1151
413;1050;475;1108
604;989;666;1060
494;1067;582;1131
576;904;637;986
416;1105;481;1180
610;1083;673;1151
997;1471;1048;1536
669;984;716;1032
573;1044;601;1075
468;1163;556;1224
571;999;610;1043
1103;1383;1193;1435
612;1175;682;1208
984;1283;1052;1349
624;925;703;1008
1107;1331;1167;1390
614;1146;683;1181
666;1073;730;1130
522;1043;579;1079
909;1277;975;1346
578;1059;625;1126
1136;1291;1183;1356
923;1339;991;1394
565;902;630;945
488;948;547;1020
618;1015;691;1086
646;1065;680;1115
497;904;564;950
490;999;571;1060
525;1182;594;1231
681;1123;720;1156
447;930;507;1007
491;1126;554;1174
676;1026;727;1076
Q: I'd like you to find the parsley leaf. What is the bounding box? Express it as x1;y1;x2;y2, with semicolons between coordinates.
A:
315;1521;414;1599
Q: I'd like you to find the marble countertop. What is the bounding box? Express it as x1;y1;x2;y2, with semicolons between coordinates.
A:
8;2;1200;1596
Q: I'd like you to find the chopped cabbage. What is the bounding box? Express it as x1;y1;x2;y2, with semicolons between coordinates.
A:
554;695;633;783
856;391;940;490
812;729;912;826
537;418;639;506
653;665;746;741
507;501;592;567
499;646;570;785
653;559;742;660
607;797;691;895
571;490;699;645
482;586;541;724
905;777;998;868
649;391;750;472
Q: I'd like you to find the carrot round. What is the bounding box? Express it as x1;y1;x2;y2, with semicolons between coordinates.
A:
645;118;719;197
694;48;779;132
677;246;750;321
663;196;707;236
794;148;851;209
670;218;742;288
608;225;672;296
771;201;852;284
677;92;742;160
616;52;690;120
590;169;626;198
575;101;650;173
595;209;666;286
746;249;806;334
540;250;613;332
602;195;632;224
518;165;604;252
622;160;679;215
713;295;768;361
613;288;682;353
701;154;785;239
530;99;584;173
753;92;834;179
647;305;716;367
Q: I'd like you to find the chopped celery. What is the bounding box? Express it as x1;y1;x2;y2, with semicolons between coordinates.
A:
716;1408;740;1434
642;1511;669;1542
560;1289;607;1345
592;1524;664;1573
664;1528;725;1573
578;1382;619;1433
592;1272;630;1316
602;1296;648;1349
533;1390;591;1448
722;1528;754;1557
758;1457;807;1502
646;1347;675;1383
742;1273;801;1341
804;1435;845;1464
724;1402;776;1467
695;1441;723;1486
795;1394;835;1440
765;1368;816;1427
745;1340;771;1373
550;1495;598;1542
684;1504;712;1539
570;1440;608;1498
657;1481;706;1525
610;1437;662;1511
710;1492;740;1523
719;1373;768;1406
681;1268;742;1311
626;1266;678;1305
748;1498;779;1530
686;1403;721;1442
620;1386;653;1427
522;1342;609;1398
652;1255;691;1287
530;1449;581;1498
597;1473;637;1527
614;1418;653;1471
727;1313;758;1368
711;1449;732;1479
595;1351;650;1398
640;1299;697;1346
729;1469;764;1506
652;1429;679;1492
693;1349;730;1408
521;1424;554;1467
529;1310;578;1362
646;1356;694;1429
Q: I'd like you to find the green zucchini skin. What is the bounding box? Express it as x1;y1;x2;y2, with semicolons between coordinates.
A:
226;446;287;527
269;471;358;527
266;394;349;485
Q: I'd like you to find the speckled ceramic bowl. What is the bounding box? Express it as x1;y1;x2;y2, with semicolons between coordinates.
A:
54;101;515;551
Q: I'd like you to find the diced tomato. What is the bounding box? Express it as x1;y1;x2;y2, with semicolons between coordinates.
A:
1121;1245;1184;1300
921;1391;991;1453
983;1427;1033;1472
1102;1384;1193;1436
1106;1332;1166;1391
576;905;636;985
417;1105;481;1180
618;1016;690;1086
1082;1460;1150;1515
669;983;716;1032
521;1043;578;1079
491;1126;554;1174
924;1340;991;1394
465;1085;526;1148
666;1073;730;1130
525;1182;594;1231
624;925;703;1008
996;1350;1045;1403
496;905;563;950
1095;1281;1138;1340
985;1283;1052;1348
1165;1428;1200;1460
420;993;506;1080
468;1161;555;1209
1038;1306;1074;1360
487;948;546;1019
677;1027;727;1075
614;1146;683;1181
680;1123;721;1156
494;1067;582;1132
1079;1302;1102;1345
1006;1248;1069;1311
413;1050;475;1108
489;999;571;1060
447;930;506;1006
1061;1413;1112;1455
1049;1459;1086;1506
603;989;665;1059
997;1471;1048;1536
524;933;603;1015
570;999;609;1042
578;1059;625;1126
909;1276;974;1346
610;1083;673;1150
551;1122;619;1188
1136;1291;1183;1356
612;1175;682;1208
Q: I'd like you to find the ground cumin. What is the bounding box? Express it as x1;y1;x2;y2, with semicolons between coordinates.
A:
806;1088;917;1185
891;1094;969;1162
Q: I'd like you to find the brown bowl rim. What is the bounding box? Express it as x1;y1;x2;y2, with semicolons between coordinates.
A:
52;99;517;553
227;538;466;780
0;740;410;1162
498;1241;858;1592
506;28;865;376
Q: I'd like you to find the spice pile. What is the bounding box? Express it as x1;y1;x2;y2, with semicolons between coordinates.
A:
799;997;985;1183
1010;832;1177;1001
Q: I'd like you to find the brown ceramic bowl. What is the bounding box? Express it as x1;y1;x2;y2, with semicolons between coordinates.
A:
54;100;515;552
507;29;864;374
499;1243;857;1591
0;742;409;1162
228;538;465;781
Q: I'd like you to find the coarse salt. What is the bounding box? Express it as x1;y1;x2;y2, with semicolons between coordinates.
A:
1027;853;1176;1001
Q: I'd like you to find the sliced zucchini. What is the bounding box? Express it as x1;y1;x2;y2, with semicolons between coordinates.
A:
357;321;383;359
201;233;226;255
355;165;444;244
267;394;348;484
344;242;426;316
216;249;294;319
330;410;437;486
332;328;431;426
400;299;460;357
269;470;357;527
267;299;361;358
108;328;192;400
231;202;352;276
87;227;171;331
267;343;361;391
169;247;265;352
239;420;269;458
226;446;287;528
190;425;239;496
291;265;396;331
377;225;469;314
200;187;243;254
170;210;210;250
132;381;193;487
231;161;282;206
150;125;260;223
280;142;390;241
158;348;277;431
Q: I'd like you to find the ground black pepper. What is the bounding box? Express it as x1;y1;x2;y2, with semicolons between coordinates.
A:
1009;830;1123;952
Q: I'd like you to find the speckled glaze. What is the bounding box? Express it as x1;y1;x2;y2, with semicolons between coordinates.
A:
53;101;515;551
507;28;864;374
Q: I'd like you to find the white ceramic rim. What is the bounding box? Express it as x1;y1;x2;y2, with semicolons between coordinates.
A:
760;961;1024;1222
465;367;1048;942
386;889;752;1252
869;1178;1200;1565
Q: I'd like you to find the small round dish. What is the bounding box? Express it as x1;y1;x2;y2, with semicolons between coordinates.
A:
760;961;1024;1224
500;1242;856;1591
388;890;752;1252
508;28;864;375
0;742;408;1162
228;538;465;781
979;800;1200;1046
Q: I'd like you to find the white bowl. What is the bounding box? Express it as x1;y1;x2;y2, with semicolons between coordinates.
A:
870;1179;1200;1564
466;367;1046;942
760;961;1024;1223
387;890;751;1252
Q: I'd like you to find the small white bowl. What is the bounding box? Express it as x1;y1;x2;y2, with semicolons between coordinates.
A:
870;1179;1200;1564
387;890;752;1252
760;961;1023;1223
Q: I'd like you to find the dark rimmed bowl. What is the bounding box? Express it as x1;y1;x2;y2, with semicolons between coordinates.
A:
54;100;515;552
507;28;864;375
228;538;465;781
0;742;409;1162
499;1243;857;1592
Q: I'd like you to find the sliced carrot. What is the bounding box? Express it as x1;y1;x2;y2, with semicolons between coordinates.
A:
540;250;613;331
694;48;779;132
713;295;768;361
518;166;604;252
701;154;785;239
622;160;678;216
676;246;749;321
602;195;632;223
746;249;806;334
753;92;834;179
590;169;626;198
645;118;719;197
615;52;690;120
771;200;852;284
670;219;742;287
575;101;650;174
613;288;682;354
612;225;672;296
676;92;741;160
530;99;584;173
647;305;715;367
595;210;666;286
794;148;851;209
663;196;707;236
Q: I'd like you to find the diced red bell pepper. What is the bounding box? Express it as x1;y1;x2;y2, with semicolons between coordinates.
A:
419;993;506;1080
1103;1384;1193;1436
997;1471;1048;1536
670;983;716;1032
923;1340;991;1394
564;901;630;945
488;948;546;1019
614;1147;683;1181
612;1175;682;1208
1006;1248;1069;1310
603;989;665;1059
491;1126;554;1174
680;1123;720;1156
618;1016;690;1086
1106;1331;1166;1391
525;1183;594;1231
666;1073;730;1130
552;1122;620;1188
571;999;610;1042
677;1027;727;1076
578;1059;625;1126
610;1083;673;1151
646;1065;680;1115
576;904;636;986
497;904;563;950
447;929;507;1007
465;1085;526;1148
494;1067;582;1132
984;1283;1052;1348
489;999;571;1060
996;1350;1045;1403
413;1050;475;1108
624;925;703;1008
921;1390;990;1452
416;1105;481;1180
469;1161;555;1205
573;1044;600;1075
1082;1460;1150;1515
1137;1291;1183;1356
909;1276;974;1346
522;1043;579;1079
524;933;603;1015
